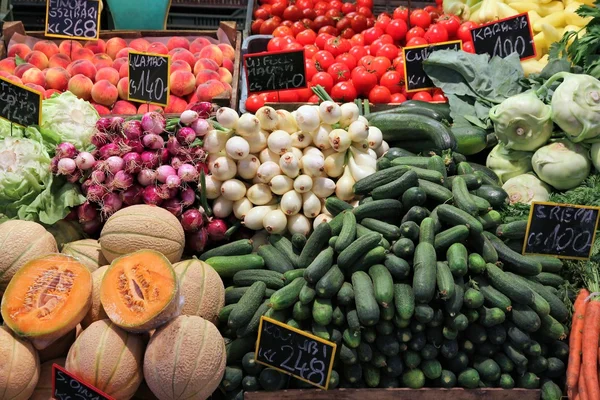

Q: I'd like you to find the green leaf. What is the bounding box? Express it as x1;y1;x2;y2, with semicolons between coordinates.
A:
14;54;26;66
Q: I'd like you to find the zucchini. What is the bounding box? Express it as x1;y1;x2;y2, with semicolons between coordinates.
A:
483;231;542;276
206;254;264;278
400;99;452;120
368;104;446;122
199;239;253;261
353;165;411;195
384;147;416;159
450;125;487;155
298;222;332;269
258;245;294;273
352;271;380;326
233;270;285;290
412;243;437;304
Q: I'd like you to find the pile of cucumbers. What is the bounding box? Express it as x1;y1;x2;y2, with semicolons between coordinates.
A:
210;150;566;400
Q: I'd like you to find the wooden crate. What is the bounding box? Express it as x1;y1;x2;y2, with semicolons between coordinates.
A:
1;20;241;110
244;388;542;400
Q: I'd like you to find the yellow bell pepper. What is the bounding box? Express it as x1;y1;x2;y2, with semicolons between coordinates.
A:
533;11;566;30
497;2;520;18
540;54;550;63
533;32;548;58
528;11;543;31
564;2;593;26
508;2;540;12
541;23;563;43
479;0;500;22
521;59;545;77
537;1;564;16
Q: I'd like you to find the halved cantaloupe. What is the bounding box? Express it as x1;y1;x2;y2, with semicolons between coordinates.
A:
61;239;108;272
65;319;144;400
0;325;41;400
81;265;109;329
31;358;66;400
0;220;58;295
100;250;181;333
0;254;92;350
174;259;225;325
143;315;226;400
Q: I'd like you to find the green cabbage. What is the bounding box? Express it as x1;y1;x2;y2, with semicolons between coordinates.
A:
532;139;591;190
502;173;551;205
486;143;533;185
39;91;99;150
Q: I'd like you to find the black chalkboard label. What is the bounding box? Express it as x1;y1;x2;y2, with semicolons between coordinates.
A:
128;51;171;107
255;316;336;390
0;77;42;127
523;202;600;260
471;13;536;60
244;49;306;93
52;364;115;400
403;40;462;92
45;0;100;41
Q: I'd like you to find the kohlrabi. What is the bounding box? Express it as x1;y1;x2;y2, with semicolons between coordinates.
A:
591;142;600;172
532;139;591;190
502;173;551;205
489;91;553;151
486;143;533;185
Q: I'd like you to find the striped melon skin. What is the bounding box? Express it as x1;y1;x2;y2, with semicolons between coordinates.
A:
81;265;109;329
174;259;225;325
65;319;145;400
0;325;40;400
38;329;76;363
144;315;226;400
30;358;66;400
0;220;58;295
61;239;108;272
99;205;185;263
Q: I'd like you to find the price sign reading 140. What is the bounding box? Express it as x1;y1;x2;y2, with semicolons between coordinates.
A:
45;0;100;40
128;52;170;107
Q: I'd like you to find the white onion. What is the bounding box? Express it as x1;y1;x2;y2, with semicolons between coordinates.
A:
302;191;321;218
202;175;222;199
319;101;342;125
180;109;199;125
291;132;312;148
236;113;261;136
313;213;332;229
357;115;369;124
207;152;225;165
368;148;378;159
233;197;254;219
368;126;383;149
329;129;352;153
244;205;277;230
269;175;294;195
348;120;370;143
324;152;346;178
216;107;239;129
212;196;234;218
220;179;247;201
259;148;280;164
237;155;261;180
225;136;250;160
246;129;268;153
291;147;304;164
295;105;321;133
339;102;360;127
301;153;325;177
279;152;300;178
210;156;237;181
256;161;281;183
247;183;273;205
352;140;369;151
263;209;287;234
280;190;302;215
336;166;356;201
303;146;324;158
287;214;312;236
293;175;313;193
311;124;333;150
322;147;336;159
203;129;231;154
375;141;390;158
350;146;377;170
348;155;376;182
267;130;293;155
277;110;298;133
256;106;279;131
312;177;336;198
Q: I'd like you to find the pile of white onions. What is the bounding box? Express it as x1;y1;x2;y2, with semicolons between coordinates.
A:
202;102;388;236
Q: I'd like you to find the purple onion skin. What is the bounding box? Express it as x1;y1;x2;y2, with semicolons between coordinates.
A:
141;112;166;135
121;185;144;206
81;218;102;235
176;127;196;145
123;120;143;140
207;218;228;241
123;152;143;174
143;186;164;206
100;192;123;217
99;143;121;159
95;117;113;133
126;140;144;154
163;198;183;217
180;208;204;232
187;102;213;118
77;201;98;223
141;151;160;169
186;228;208;253
56;142;78;159
180;187;195;206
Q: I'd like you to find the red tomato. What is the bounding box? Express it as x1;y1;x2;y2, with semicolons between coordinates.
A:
392;56;405;77
305;59;319;80
376;43;399;59
336;16;352;32
314;1;329;12
409;9;431;30
295;87;313;101
340;28;355;39
302;8;317;19
358;6;372;17
260;18;280;34
432;92;447;102
314;15;334;30
311;71;334;92
315;33;334;49
349;45;368;60
277;90;300;102
424;5;437;13
289;21;306;36
326;9;343;19
308;94;320;103
363;27;384;45
412;91;433;102
438;15;461;38
296;29;317;46
462;41;475;53
424;24;449;43
457;21;477;42
330;81;358;102
379;70;403;94
341;2;356;13
406;26;425;41
371;56;392;78
330;0;343;10
375;14;392;31
318;26;339;36
283;42;303;50
390;92;407;103
406;37;428;46
336;52;357;70
267;37;284;52
283;5;302;21
351;14;369;32
251;19;264;34
245;94;265;113
350;33;365;47
271;0;288;17
313;50;335;70
351;66;377;95
358;55;374;68
327;62;351;83
385;19;408;42
369;85;392;103
325;37;352;57
369;39;386;56
273;26;293;37
254;7;270;20
392;6;409;21
303;44;319;59
296;0;313;9
357;0;373;9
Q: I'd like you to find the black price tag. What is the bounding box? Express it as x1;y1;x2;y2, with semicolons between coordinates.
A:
0;76;42;127
403;40;462;92
471;13;536;60
244;49;306;93
52;364;115;400
523;202;600;260
128;51;171;107
255;316;336;390
45;0;100;41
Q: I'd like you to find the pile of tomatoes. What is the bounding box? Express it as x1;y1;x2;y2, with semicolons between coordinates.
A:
245;2;481;112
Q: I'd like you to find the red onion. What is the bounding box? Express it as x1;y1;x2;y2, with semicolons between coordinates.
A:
163;198;183;217
156;165;177;183
126;139;144;154
166;135;183;156
121;184;144;205
141;111;166;135
75;152;96;170
178;163;199;183
176;127;196;145
167;187;179;199
180;187;195;206
181;208;204;232
101;192;123;217
95;117;113;133
143;186;163;206
99;143;121;159
191;118;211;137
81;179;92;195
122;120;143;140
77;201;98;223
104;174;114;188
87;184;107;203
142;134;165;150
110;116;125;130
137;169;156;186
187;102;213;118
115;139;132;156
104;156;124;174
186;228;208;253
165;174;181;189
159;148;169;164
111;170;133;190
56;142;78;159
171;156;184;170
81;218;102;235
196;162;209;175
50;157;59;174
141;151;160;168
57;158;77;175
123;152;142;174
66;170;82;183
65;209;78;220
91;131;111;148
207;218;228;241
91;170;105;185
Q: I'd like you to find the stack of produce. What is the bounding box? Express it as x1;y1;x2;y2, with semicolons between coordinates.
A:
207;149;567;398
0;206;228;400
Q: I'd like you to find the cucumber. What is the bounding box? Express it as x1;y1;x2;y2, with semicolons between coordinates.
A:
358;342;373;363
268;234;299;268
414;304;434;324
338;232;381;270
400;99;452;120
269;277;306;310
233;270;286;290
464;288;485;309
283;268;305;282
222;366;243;392
206;254;265;278
293;301;311;321
510;303;541;333
332;306;345;326
436;261;455;300
472;276;512;312
402;369;426;389
361;218;401;241
422;360;442;380
419;217;436;245
258;245;294;273
479;306;506;327
503;272;550;316
353;199;403;221
264;308;288;322
228;281;266;330
237;299;271;337
434;225;469;252
457;368;480;389
546;358;566;378
363;364;380;388
376;334;401;356
468;253;486;274
470;231;499;264
298;223;332;269
471;194;492;213
336;282;355;306
528;255;563;273
428;155;447;179
518;372;540;389
452;176;479;216
242;352;263;375
376;319;394;335
438;370;457;388
353;165;411;195
258;368;286;391
225;286;275;305
531;272;564;288
474;359;501;382
369;264;394;308
521;278;569;322
456;161;474;175
478;210;502;230
372;113;456;152
402;187;428;210
394;283;415;320
347;246;387;275
429;207;443;233
412;243;437;304
446;174;483;190
352;271;380;326
418;179;454;204
473;185;509;209
499;374;515;389
539;314;567;340
437;204;483;234
469;162;501;185
496;220;528;240
339;343;358;364
451;125;488;155
377;157;392;170
312;298;333;326
494;353;514;373
328;212;346;236
447;243;468;277
483;232;542;276
528;356;548;374
541;380;562;400
392;238;415;259
218;304;236;325
304;247;334;284
486;263;535;306
299;284;316;305
325;196;353;215
390;156;430;169
407;166;444;184
199;239;253;261
399;221;420;242
291;233;306;252
241;375;259;392
384;254;410;280
447;351;470;373
445;283;464;317
384;147;417;159
316;265;345;298
335;212;357;253
487;324;507;345
343;363;362;384
368;105;446;122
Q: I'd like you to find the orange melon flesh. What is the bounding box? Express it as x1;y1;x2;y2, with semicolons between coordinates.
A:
100;249;181;333
0;254;92;350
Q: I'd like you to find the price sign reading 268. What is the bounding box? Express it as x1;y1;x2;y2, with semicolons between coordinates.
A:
45;0;100;41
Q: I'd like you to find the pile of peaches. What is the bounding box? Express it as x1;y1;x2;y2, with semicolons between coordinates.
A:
1;36;235;114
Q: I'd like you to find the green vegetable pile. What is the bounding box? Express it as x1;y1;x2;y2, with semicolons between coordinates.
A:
207;150;566;398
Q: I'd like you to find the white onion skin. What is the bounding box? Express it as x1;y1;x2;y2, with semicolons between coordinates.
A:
247;183;273;205
287;213;312;236
263;209;287;234
280;190;302;216
244;205;277;230
237;155;261;180
270;175;294;195
212;196;234;218
220;179;247;201
313;213;332;229
233;197;253;219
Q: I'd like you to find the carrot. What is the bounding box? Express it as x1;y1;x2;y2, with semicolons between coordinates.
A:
580;362;589;400
568;288;590;399
583;298;600;400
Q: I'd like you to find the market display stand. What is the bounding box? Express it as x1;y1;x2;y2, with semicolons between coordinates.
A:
244;388;541;399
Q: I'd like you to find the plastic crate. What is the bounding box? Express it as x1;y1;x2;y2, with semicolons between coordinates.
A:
167;8;245;30
238;34;271;113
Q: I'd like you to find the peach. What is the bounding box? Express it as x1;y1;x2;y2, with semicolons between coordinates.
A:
193;58;219;75
170;60;192;74
167;37;190;51
8;43;32;59
15;63;35;78
0;71;10;78
195;69;220;86
91;53;113;70
59;40;83;56
92;103;110;115
218;67;232;84
24;83;45;94
189;38;211;53
24;51;49;70
198;44;223;66
72;47;95;61
21;68;46;88
137;103;163;113
117;77;129;99
6;75;23;85
95;67;120;86
45;67;70;91
169;48;195;67
165;95;188;113
45;89;61;99
33;40;60;59
68;74;94;100
169;70;196;97
112;100;137;115
222;81;232;94
0;58;16;74
187;91;199;104
91;80;118;106
119;63;128;79
147;42;169;55
49;53;71;69
223;58;234;74
84;39;106;54
195;79;226;101
129;39;150;52
112;57;127;71
116;47;134;59
218;44;236;61
105;37;127;60
67;60;97;81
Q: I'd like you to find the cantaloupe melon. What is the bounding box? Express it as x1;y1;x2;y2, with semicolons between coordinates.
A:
0;220;58;295
0;325;40;400
65;319;144;400
45;220;85;249
174;259;224;325
30;358;66;400
81;265;109;329
143;315;226;400
61;239;108;272
0;254;92;350
99;205;185;263
38;329;76;363
100;250;181;333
